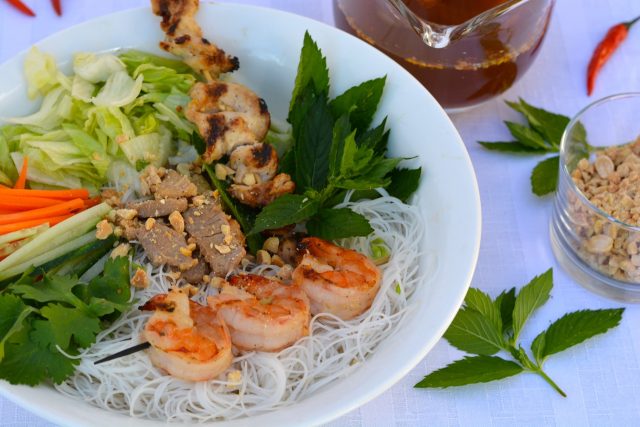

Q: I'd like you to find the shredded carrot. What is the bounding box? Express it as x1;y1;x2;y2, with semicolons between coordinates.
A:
0;215;72;235
0;195;66;211
0;199;84;225
13;156;28;189
0;188;89;200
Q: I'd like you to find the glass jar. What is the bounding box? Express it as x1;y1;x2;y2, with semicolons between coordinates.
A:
551;93;640;302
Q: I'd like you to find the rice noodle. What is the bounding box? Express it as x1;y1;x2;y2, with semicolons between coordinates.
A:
54;193;430;422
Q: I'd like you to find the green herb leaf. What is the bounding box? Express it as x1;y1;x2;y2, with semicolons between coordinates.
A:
0;320;78;386
507;99;570;148
386;167;422;202
494;287;516;334
531;155;559;196
0;294;35;360
443;308;505;355
293;89;334;191
532;309;624;363
204;165;263;253
250;194;319;235
306;208;373;240
512;269;553;341
41;304;101;349
329;76;386;130
415;355;523;388
531;330;546;363
328;115;353;179
11;274;84;309
86;256;131;307
478;141;547;153
465;288;502;332
357;118;389;155
288;31;329;114
504;121;552;151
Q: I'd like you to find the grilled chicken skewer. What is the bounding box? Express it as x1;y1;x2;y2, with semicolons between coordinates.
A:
151;0;295;207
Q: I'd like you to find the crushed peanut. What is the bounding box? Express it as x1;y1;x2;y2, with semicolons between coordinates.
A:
256;249;271;265
110;243;130;259
145;218;156;231
568;139;640;281
215;244;231;254
116;208;137;220
179;246;193;257
271;254;285;267
131;268;149;289
263;237;280;254
95;219;113;240
168;211;185;233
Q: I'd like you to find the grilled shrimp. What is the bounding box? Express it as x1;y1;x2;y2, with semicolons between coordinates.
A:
142;288;233;382
151;0;238;80
186;81;270;162
207;274;310;352
292;237;382;320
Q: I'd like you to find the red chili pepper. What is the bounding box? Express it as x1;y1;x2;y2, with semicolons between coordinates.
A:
50;0;62;16
5;0;35;17
587;16;640;96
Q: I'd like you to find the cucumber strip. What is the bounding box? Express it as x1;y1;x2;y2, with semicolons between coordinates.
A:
79;253;110;283
0;203;111;272
0;231;97;281
59;238;115;277
0;235;36;258
36;234;115;274
0;224;49;246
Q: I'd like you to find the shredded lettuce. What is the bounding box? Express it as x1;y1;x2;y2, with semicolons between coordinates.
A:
0;49;196;191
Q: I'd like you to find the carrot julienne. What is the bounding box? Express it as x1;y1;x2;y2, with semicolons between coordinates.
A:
13;156;28;189
0;199;84;225
0;195;67;211
0;215;73;235
0;188;89;200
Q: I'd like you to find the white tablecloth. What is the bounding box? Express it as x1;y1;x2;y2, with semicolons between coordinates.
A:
2;0;640;425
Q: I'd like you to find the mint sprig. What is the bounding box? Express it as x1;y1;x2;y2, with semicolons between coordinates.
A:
416;268;624;396
478;99;587;197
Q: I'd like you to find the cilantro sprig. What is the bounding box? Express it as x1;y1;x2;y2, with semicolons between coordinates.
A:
478;99;590;196
0;256;132;386
416;269;624;396
249;32;421;239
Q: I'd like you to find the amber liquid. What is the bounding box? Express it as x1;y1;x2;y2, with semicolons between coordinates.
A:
334;0;553;110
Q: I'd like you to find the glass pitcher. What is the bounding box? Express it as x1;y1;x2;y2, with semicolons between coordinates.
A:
334;0;555;112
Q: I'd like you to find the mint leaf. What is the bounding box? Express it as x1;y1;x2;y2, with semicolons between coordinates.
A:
532;309;624;363
251;194;319;234
41;304;101;349
357;118;389;155
478;141;547;153
387;167;421;202
464;288;502;332
512;269;553;341
507;99;570;148
306;208;373;240
443;308;504;355
415;355;523;388
294;89;334;191
329;76;386;130
531;155;559;196
504;121;551;151
289;31;329;114
494;287;516;334
329;115;353;179
531;331;546;363
0;294;35;360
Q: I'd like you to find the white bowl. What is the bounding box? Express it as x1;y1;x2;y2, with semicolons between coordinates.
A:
0;3;481;426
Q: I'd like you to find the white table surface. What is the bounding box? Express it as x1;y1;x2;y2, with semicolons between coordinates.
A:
2;0;640;426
